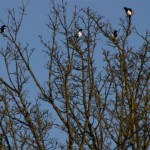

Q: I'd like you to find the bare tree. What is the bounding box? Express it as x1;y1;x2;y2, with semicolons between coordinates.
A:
0;1;57;150
86;6;150;150
0;0;149;149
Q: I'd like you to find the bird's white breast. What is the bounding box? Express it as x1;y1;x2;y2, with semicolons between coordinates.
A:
127;10;132;16
78;31;82;37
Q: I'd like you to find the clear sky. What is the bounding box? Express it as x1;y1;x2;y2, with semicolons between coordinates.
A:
0;0;150;147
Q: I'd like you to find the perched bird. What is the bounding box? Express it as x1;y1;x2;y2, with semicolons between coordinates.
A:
68;28;83;43
0;25;6;33
124;7;134;20
76;29;83;38
112;30;118;42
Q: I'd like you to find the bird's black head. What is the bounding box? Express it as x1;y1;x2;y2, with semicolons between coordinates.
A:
1;25;6;28
79;29;83;32
114;30;117;34
124;7;128;11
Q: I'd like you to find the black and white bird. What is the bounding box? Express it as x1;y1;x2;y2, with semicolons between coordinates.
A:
112;30;118;42
124;7;134;20
76;29;83;38
0;25;7;33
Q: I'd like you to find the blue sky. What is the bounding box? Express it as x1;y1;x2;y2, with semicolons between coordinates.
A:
0;0;150;147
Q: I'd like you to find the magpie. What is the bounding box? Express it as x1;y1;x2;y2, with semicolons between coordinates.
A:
124;7;134;20
76;29;83;38
1;25;6;33
112;30;118;42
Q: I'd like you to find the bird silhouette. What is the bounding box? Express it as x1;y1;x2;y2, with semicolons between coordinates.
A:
0;25;7;33
75;29;83;38
124;7;134;20
112;30;118;42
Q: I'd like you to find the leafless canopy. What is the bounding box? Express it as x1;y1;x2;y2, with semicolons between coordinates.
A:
0;0;149;149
